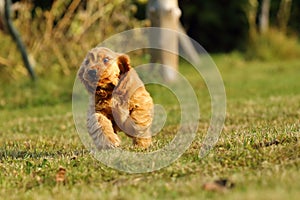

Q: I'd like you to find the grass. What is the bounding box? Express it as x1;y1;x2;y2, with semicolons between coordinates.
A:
0;53;299;199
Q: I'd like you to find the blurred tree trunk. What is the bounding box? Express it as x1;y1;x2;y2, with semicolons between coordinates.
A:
259;0;270;34
147;0;181;82
245;0;258;42
277;0;292;33
0;0;6;31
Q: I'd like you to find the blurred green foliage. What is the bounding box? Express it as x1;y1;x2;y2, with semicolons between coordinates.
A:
0;0;145;81
246;28;300;60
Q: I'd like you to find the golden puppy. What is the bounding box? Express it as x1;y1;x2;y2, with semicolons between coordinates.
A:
78;47;153;149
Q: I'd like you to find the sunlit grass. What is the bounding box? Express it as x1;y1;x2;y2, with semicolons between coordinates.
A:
0;54;299;199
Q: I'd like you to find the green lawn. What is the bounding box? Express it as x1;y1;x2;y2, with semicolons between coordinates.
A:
0;54;299;199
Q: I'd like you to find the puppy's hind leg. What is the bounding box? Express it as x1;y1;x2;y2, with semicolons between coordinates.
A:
87;112;121;150
131;127;152;149
132;136;152;149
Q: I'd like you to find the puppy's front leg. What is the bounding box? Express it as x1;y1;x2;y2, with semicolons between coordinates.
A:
87;109;121;150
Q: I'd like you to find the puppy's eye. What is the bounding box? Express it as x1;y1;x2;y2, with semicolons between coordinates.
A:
84;59;90;65
103;57;110;64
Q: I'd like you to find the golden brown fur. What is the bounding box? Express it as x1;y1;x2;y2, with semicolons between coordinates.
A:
78;47;153;149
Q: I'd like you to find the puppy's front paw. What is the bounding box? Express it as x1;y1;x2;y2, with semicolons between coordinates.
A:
92;130;121;150
88;112;121;150
105;132;121;148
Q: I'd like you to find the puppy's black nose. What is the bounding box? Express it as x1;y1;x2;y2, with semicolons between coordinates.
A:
88;69;97;78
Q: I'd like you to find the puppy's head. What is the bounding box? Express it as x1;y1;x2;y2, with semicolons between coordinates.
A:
78;47;131;93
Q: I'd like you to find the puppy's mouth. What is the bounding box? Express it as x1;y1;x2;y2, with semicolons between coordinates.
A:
84;77;97;90
85;83;96;94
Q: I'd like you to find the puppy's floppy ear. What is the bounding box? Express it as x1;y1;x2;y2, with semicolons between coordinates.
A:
117;54;131;74
78;65;85;82
78;65;91;90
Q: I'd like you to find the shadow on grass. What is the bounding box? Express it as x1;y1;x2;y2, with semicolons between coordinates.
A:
0;149;89;160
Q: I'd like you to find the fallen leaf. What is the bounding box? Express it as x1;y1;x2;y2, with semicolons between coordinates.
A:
214;178;235;188
70;155;77;160
55;166;66;184
202;178;234;193
23;141;32;149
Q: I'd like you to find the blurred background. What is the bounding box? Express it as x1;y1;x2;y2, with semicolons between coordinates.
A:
0;0;299;80
0;2;299;198
0;0;299;109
